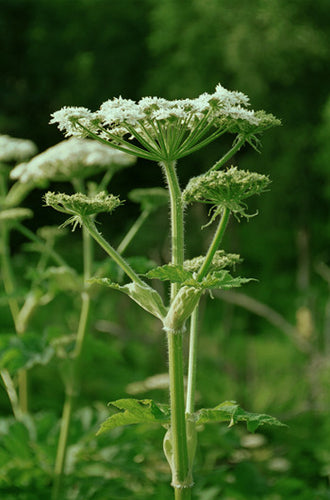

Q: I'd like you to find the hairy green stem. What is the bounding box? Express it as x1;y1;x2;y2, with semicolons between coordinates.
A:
162;160;191;496
210;135;245;171
82;216;144;286
197;207;230;280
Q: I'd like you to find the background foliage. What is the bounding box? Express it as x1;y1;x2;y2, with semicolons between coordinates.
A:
1;0;330;498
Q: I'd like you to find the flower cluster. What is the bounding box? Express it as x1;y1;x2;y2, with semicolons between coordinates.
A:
50;84;280;162
10;138;135;184
183;166;270;219
0;134;37;163
183;250;241;273
44;191;122;219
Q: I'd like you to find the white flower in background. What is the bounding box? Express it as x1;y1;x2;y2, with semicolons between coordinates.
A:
0;134;37;163
10;137;135;184
50;83;280;162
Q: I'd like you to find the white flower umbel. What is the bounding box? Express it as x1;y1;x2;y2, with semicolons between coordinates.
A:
50;84;280;162
10;138;135;184
0;134;37;163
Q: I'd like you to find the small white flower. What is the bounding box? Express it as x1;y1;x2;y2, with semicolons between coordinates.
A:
50;107;97;138
214;83;250;107
224;105;260;125
99;97;144;126
0;134;37;163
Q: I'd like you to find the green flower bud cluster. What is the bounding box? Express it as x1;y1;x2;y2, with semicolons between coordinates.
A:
184;250;241;273
44;191;122;219
183;166;270;219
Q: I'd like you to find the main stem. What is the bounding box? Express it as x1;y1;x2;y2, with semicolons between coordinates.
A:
52;224;92;500
162;160;191;498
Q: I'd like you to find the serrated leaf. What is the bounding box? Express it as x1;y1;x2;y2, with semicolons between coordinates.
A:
182;270;254;290
194;401;286;432
198;271;254;290
146;264;193;283
0;332;54;374
97;398;170;435
90;278;167;320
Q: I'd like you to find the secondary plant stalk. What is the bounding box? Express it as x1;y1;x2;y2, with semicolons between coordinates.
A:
185;307;199;416
197;207;230;280
52;224;92;500
116;209;150;255
186;208;230;409
0;369;23;421
82;216;144;286
210;135;245;171
185;207;230;484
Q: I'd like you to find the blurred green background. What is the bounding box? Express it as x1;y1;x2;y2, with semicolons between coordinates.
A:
1;0;330;499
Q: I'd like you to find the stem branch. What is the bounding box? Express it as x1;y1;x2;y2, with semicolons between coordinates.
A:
82;216;144;286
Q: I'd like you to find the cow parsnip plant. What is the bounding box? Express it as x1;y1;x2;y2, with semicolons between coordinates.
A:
49;83;284;500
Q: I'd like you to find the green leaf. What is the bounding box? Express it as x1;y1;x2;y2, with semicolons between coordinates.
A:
146;264;193;283
146;266;252;291
190;270;254;290
194;401;286;432
97;398;170;435
0;332;54;374
90;278;167;320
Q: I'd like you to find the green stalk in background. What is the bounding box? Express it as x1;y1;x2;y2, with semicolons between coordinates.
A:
51;221;92;500
51;183;153;500
0;172;28;413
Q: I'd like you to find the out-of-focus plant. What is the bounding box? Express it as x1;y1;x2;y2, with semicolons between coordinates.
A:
0;134;39;417
7;137;155;500
49;83;284;499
